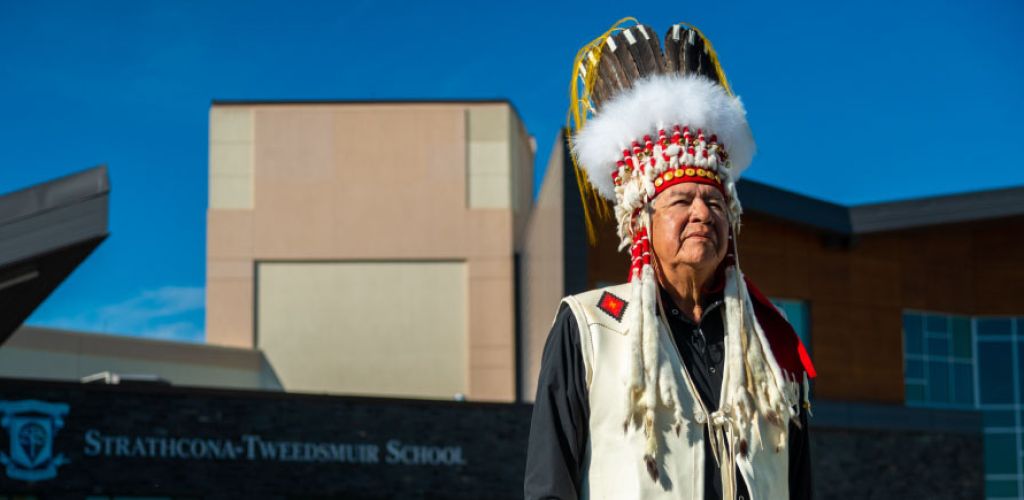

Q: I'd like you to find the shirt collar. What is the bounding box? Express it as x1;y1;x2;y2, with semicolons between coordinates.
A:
658;285;725;325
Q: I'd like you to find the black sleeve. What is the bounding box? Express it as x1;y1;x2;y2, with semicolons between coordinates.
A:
788;381;813;500
524;304;591;500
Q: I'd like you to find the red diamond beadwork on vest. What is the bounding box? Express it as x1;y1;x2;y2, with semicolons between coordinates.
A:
597;291;628;322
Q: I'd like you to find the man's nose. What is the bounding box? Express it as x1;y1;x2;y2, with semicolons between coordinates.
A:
689;196;711;222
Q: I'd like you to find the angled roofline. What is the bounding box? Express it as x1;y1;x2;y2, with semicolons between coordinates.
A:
732;179;1024;235
849;186;1024;233
0;165;110;229
0;165;111;345
0;165;110;268
735;179;851;235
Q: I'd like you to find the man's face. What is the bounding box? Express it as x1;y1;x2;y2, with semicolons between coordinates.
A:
650;182;730;278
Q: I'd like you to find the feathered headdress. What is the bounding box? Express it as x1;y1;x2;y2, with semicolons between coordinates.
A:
567;19;812;497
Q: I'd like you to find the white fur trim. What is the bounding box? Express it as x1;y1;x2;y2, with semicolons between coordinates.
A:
573;74;756;200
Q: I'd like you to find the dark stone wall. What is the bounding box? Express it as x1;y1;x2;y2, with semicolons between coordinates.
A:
0;379;532;500
0;379;983;499
811;427;983;500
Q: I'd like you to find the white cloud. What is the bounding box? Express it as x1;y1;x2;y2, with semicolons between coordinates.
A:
97;286;204;325
30;286;205;343
139;321;203;343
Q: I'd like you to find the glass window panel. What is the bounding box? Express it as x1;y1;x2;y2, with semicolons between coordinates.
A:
927;336;949;357
927;361;951;403
953;363;974;406
905;359;925;379
905;382;926;403
986;479;1019;497
903;313;924;355
926;314;948;334
978;317;1012;337
951;316;972;359
771;299;810;353
984;410;1016;428
984;432;1018;474
1018;343;1024;405
978;341;1015;404
792;305;810;352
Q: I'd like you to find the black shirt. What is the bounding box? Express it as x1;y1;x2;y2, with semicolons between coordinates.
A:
524;293;812;500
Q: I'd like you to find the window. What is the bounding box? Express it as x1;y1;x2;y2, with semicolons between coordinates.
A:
903;311;1024;500
770;298;810;354
902;312;973;407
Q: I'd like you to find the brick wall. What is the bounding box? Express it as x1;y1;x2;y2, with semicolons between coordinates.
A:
739;214;1024;403
586;212;1024;404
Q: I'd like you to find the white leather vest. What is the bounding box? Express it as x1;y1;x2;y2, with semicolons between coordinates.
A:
562;284;791;500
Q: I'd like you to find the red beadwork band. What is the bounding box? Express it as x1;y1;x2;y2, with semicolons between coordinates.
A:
611;124;729;200
653;169;725;197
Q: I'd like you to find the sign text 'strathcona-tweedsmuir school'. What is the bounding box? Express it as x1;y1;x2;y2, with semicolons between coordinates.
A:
83;429;466;466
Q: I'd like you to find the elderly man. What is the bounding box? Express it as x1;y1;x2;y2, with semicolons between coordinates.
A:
525;20;815;500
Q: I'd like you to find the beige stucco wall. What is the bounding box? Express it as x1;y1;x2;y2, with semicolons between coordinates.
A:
257;261;466;399
510;108;536;252
207;101;532;402
209;106;254;209
0;326;281;390
519;132;567;401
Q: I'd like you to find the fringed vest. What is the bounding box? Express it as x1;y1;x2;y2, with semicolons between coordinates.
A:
562;283;800;500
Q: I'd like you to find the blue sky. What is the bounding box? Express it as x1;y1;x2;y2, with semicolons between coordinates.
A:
2;1;1021;343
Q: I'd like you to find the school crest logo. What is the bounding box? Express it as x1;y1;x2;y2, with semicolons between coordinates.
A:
0;400;70;481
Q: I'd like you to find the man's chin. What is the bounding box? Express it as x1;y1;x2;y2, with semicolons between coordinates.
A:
686;236;715;247
676;248;721;267
681;238;718;254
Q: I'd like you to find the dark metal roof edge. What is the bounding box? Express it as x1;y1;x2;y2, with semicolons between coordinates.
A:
0;165;110;227
850;185;1024;234
743;180;1024;235
735;179;852;234
1;233;109;271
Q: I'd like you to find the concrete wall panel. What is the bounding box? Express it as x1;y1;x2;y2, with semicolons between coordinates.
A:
257;261;468;400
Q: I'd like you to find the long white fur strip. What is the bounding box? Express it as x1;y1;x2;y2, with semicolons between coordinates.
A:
625;269;645;425
573;74;755;200
640;264;659;410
